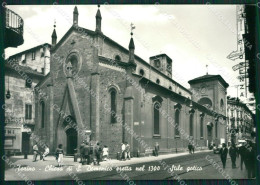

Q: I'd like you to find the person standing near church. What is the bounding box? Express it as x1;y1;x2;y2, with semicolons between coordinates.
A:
94;142;102;165
41;145;49;161
154;142;159;156
79;141;86;163
32;143;39;162
83;142;90;165
125;142;131;160
55;144;64;167
121;143;126;160
219;143;228;169
188;142;192;154
102;145;109;161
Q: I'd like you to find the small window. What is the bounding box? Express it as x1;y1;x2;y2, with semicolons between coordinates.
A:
32;51;36;60
25;79;32;88
115;55;121;61
179;92;182;95
139;69;145;76
21;54;26;64
154;59;161;68
156;79;160;84
25;104;32;120
169;86;172;90
167;60;171;71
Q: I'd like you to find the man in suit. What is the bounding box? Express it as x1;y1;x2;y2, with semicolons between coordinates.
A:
238;143;246;170
244;141;256;178
79;141;86;163
83;142;90;165
229;143;238;169
219;143;228;169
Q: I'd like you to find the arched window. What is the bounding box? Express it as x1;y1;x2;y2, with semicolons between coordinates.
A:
198;97;212;109
189;113;194;137
153;102;160;135
169;86;172;90
139;69;145;76
115;55;121;61
175;109;180;136
200;116;204;138
40;100;45;128
110;88;117;123
156;79;160;84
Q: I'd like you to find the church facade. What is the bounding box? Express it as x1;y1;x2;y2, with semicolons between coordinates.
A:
34;6;229;157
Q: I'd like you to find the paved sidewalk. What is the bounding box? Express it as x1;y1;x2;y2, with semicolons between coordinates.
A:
6;149;211;169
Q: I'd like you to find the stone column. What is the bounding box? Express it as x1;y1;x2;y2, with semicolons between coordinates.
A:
47;83;54;153
90;47;100;141
124;86;134;155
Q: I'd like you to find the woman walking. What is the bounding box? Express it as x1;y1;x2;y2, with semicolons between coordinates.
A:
55;144;64;167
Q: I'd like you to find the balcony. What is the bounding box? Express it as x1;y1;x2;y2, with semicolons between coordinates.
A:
4;7;24;48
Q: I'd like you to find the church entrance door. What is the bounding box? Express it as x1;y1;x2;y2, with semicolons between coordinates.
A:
66;128;77;156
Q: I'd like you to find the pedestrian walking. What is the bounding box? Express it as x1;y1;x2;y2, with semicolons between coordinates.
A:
244;141;256;178
83;142;90;165
238;143;246;170
102;145;109;161
125;142;131;160
79;141;86;163
32;143;39;162
188;142;192;154
55;144;64;167
41;145;49;161
229;143;238;169
121;143;126;160
219;143;228;169
154;142;159;156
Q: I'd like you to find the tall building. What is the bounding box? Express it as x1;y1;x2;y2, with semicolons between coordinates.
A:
4;43;51;154
227;97;255;144
33;6;229;157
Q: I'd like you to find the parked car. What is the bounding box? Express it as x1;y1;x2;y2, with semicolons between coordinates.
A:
213;144;222;154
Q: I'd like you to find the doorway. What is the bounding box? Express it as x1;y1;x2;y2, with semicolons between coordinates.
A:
66;128;77;155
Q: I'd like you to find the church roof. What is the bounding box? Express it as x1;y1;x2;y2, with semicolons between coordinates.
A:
188;74;229;88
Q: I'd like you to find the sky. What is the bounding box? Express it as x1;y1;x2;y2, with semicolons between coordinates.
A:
5;4;254;100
